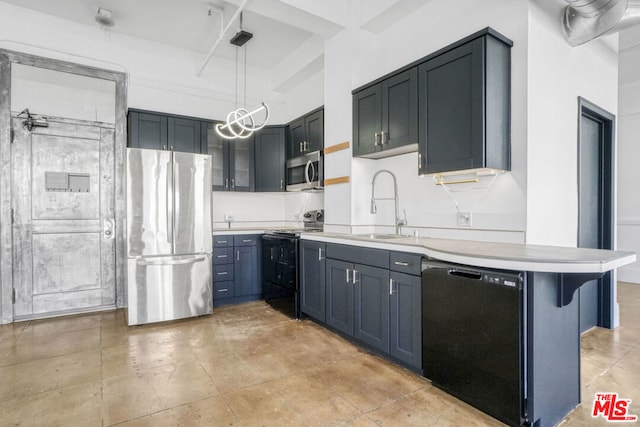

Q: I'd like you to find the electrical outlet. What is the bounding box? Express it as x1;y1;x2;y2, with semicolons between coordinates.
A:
457;211;472;227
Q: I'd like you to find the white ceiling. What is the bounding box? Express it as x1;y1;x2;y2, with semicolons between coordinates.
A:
0;0;343;70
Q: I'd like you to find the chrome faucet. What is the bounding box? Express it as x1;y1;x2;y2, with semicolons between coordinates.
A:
370;169;407;235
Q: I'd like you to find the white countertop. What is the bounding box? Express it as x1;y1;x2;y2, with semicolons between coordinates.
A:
301;232;636;274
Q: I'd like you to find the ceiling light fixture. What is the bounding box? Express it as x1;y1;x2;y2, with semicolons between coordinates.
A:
95;7;114;27
215;12;269;140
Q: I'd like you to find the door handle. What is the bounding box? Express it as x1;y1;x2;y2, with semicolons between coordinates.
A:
103;218;115;240
137;256;205;266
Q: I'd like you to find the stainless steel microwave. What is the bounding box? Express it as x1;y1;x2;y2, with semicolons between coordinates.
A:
286;150;323;191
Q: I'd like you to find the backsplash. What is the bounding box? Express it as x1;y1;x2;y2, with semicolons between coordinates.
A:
211;191;323;228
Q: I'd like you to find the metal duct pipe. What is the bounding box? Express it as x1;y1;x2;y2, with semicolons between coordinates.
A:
562;0;640;46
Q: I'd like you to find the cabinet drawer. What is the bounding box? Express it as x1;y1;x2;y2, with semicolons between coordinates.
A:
234;235;259;246
213;247;234;264
326;243;389;269
213;263;234;282
390;252;422;276
214;281;234;298
213;236;232;248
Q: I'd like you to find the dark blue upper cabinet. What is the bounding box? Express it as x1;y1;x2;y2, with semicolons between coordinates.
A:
255;126;286;192
287;107;324;159
353;68;417;158
128;111;168;151
128;109;206;154
418;30;512;175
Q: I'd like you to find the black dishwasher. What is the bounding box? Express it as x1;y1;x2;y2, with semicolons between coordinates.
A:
422;261;526;427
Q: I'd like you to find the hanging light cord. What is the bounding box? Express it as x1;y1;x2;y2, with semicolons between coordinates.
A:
215;10;270;140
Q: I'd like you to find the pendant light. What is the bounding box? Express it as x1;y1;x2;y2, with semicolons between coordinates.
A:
215;12;270;140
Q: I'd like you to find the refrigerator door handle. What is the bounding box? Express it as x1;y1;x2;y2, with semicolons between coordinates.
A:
136;256;206;266
166;158;173;245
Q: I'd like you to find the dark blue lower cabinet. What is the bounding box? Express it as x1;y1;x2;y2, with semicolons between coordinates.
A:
212;235;262;306
326;259;354;336
234;245;260;297
311;245;423;373
300;241;326;322
389;271;422;369
354;264;390;353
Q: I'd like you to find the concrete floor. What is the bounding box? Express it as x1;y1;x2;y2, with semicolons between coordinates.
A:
0;283;639;426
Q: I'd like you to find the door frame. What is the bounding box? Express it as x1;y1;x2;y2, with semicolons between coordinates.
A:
577;97;616;329
0;49;127;324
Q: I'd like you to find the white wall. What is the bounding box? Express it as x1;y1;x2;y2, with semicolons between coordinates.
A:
617;37;640;283
212;191;323;229
526;1;619;246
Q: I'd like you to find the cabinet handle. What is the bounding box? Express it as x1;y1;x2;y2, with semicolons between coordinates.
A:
217;271;228;276
225;178;229;189
353;270;359;285
299;141;303;152
280;179;284;190
231;179;235;189
394;261;410;267
381;130;386;145
318;247;323;261
345;268;350;284
242;239;252;243
389;278;393;295
217;255;227;259
218;288;229;292
236;251;240;261
216;240;227;244
418;153;423;170
170;145;174;151
305;141;309;151
374;132;379;147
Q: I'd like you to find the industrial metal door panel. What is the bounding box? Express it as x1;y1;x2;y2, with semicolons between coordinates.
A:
127;254;212;325
11;117;116;318
126;148;173;257
172;151;212;255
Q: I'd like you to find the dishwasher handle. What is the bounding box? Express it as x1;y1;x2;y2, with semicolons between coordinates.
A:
448;269;482;280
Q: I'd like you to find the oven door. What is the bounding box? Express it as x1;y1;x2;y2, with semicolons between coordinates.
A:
286;151;323;191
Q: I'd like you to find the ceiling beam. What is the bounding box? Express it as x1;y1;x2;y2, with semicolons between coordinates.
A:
270;34;324;92
223;0;345;38
360;0;436;34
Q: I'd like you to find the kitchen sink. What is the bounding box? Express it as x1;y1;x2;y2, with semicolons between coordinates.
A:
355;233;404;240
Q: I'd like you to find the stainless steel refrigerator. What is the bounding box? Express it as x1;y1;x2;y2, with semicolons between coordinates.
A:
126;148;212;325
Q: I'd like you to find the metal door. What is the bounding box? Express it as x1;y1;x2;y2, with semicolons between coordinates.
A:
11;117;116;318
